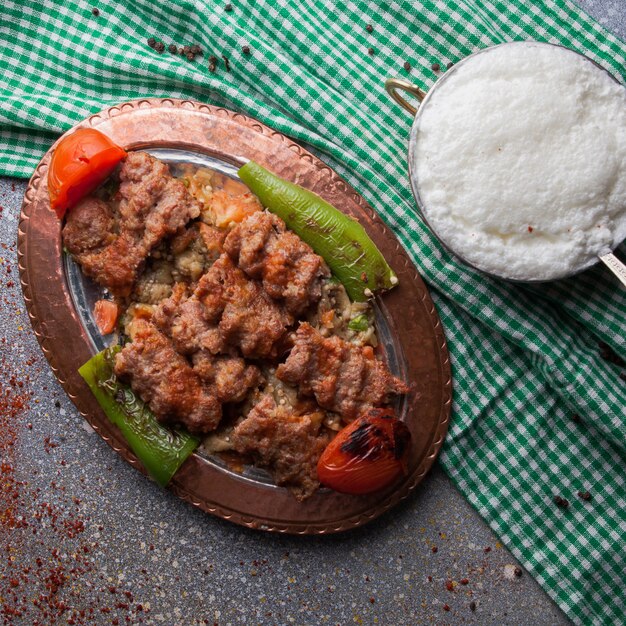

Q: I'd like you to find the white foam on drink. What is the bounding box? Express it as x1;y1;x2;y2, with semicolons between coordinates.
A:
414;42;626;280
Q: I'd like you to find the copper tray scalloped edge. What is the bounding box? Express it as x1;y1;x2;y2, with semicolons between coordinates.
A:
18;98;452;534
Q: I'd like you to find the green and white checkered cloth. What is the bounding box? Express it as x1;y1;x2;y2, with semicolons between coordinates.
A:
1;1;624;623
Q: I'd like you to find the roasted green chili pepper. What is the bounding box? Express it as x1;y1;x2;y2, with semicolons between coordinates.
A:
238;161;398;302
78;347;199;486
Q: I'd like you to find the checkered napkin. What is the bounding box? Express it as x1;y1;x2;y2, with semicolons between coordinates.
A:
1;1;624;622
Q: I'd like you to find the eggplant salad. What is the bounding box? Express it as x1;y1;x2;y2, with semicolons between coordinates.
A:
51;129;410;500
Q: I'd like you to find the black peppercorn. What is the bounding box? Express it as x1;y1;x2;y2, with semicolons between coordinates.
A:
403;61;411;71
155;41;165;53
92;7;100;16
554;495;569;509
368;47;374;56
168;44;177;54
225;3;232;10
242;45;250;54
578;490;592;501
147;37;156;48
366;24;373;32
598;341;625;366
431;62;440;71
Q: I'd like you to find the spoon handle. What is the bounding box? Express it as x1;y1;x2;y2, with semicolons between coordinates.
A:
599;252;626;288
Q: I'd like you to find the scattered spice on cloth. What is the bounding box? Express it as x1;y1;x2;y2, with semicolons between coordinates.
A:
598;341;625;366
554;495;569;509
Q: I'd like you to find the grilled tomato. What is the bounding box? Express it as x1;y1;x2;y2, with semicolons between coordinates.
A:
317;407;411;495
48;128;126;218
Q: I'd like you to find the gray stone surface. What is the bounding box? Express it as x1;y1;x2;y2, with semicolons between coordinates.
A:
2;3;621;622
0;175;569;626
576;0;626;40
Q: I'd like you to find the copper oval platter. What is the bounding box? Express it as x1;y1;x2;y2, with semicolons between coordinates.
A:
18;99;452;534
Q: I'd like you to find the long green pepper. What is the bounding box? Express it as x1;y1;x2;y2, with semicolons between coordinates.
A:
78;347;199;486
238;161;397;302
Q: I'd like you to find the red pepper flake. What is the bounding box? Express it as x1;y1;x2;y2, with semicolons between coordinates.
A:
484;546;492;553
445;580;454;591
528;225;534;233
43;437;58;453
460;578;469;585
369;597;375;604
431;546;438;553
443;604;450;612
